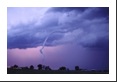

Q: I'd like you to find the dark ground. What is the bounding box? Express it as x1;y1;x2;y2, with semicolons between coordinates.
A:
7;68;109;74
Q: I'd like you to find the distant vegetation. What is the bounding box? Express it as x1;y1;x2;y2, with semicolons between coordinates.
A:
7;64;109;74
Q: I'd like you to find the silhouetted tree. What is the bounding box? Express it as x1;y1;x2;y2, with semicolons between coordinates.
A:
42;65;46;70
66;68;69;71
75;66;79;70
59;66;66;70
12;64;18;69
25;66;29;69
30;65;34;70
37;64;43;70
45;66;51;70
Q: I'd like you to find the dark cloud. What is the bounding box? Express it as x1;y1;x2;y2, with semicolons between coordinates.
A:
80;37;109;50
7;7;109;49
7;25;64;49
82;7;109;20
47;7;109;20
47;7;88;13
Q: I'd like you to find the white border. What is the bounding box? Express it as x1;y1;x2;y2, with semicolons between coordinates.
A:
0;0;116;81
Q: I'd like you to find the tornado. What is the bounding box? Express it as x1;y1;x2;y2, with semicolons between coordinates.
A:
40;30;67;61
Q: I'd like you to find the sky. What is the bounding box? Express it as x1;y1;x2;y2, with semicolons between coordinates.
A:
7;7;109;70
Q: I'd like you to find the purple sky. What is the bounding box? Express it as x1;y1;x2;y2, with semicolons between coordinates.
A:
7;7;109;70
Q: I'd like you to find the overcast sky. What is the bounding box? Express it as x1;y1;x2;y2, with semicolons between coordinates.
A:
7;7;109;70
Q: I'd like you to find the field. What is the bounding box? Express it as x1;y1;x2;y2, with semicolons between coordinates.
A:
7;68;109;74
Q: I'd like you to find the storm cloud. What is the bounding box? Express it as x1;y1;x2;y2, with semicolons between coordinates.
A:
7;7;109;50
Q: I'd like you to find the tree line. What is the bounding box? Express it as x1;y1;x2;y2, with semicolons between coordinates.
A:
8;64;80;71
